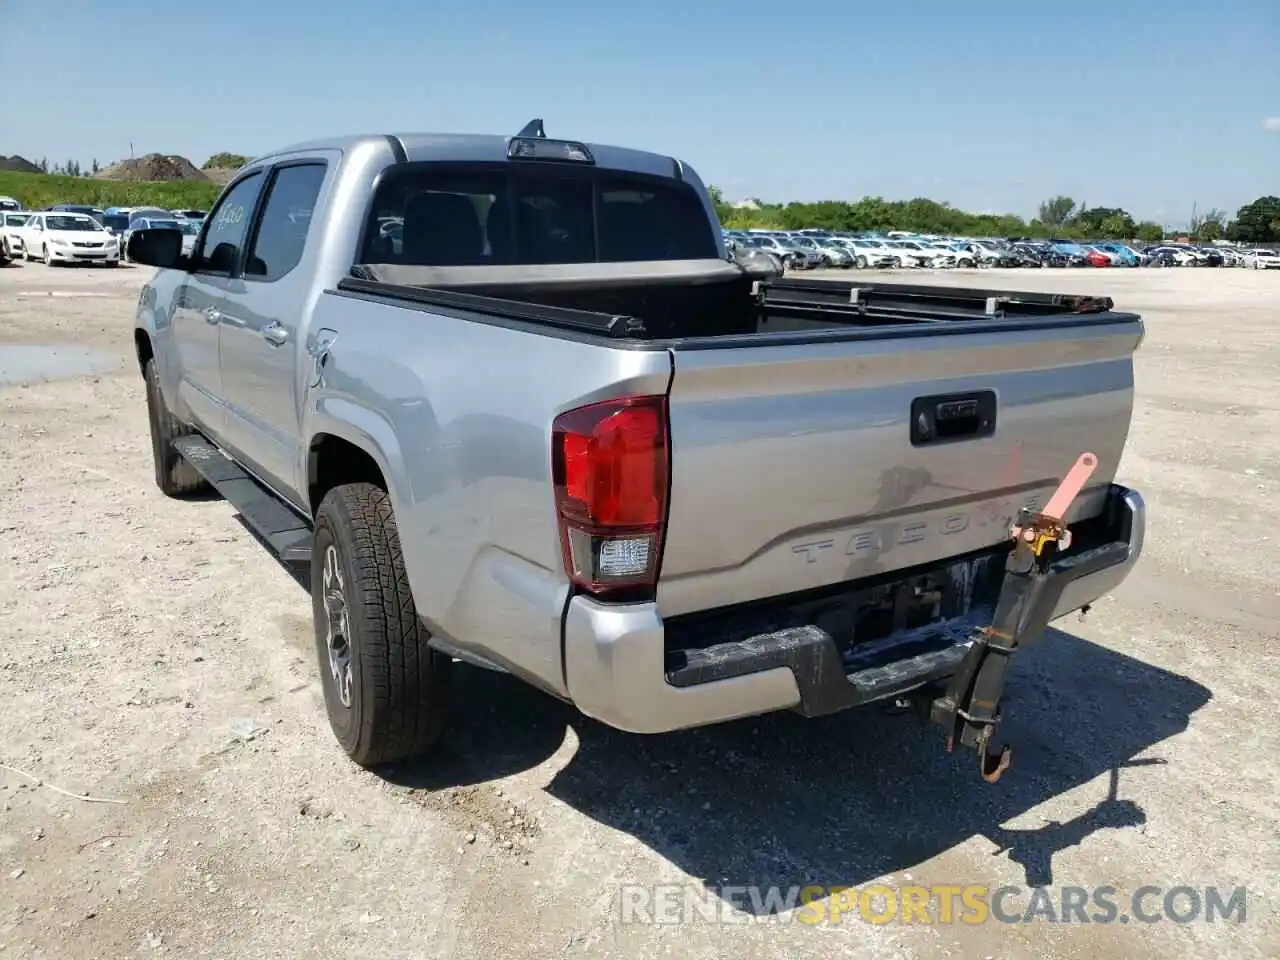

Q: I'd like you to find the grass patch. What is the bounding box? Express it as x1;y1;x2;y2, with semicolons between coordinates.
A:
0;171;223;210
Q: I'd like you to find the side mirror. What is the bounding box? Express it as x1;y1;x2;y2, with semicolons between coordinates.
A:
127;228;184;268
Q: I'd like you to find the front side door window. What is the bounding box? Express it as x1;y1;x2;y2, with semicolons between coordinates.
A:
194;173;265;276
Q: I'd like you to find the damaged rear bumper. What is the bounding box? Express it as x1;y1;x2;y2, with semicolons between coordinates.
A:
563;483;1145;734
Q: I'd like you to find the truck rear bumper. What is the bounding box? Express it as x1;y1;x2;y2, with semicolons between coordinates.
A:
563;483;1145;734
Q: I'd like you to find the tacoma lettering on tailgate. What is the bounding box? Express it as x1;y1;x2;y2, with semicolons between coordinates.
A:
790;493;1046;565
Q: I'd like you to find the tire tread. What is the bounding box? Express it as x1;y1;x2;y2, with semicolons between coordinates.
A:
320;483;447;766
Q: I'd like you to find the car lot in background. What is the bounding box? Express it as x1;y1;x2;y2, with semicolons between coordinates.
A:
0;262;1274;960
721;227;1264;272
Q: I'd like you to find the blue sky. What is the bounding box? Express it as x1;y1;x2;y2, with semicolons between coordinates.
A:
1;0;1276;226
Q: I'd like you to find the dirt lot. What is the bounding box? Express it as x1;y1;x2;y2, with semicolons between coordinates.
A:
1;261;1277;959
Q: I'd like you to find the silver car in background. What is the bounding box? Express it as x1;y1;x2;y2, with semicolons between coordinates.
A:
748;234;823;269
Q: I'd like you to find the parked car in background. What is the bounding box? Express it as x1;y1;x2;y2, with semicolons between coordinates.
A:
18;211;119;266
1091;243;1141;266
101;213;131;246
1009;244;1048;268
170;208;207;221
126;216;198;258
1243;248;1280;269
790;236;852;267
963;239;1015;266
836;238;898;268
883;239;941;268
0;196;21;213
1;212;28;264
126;206;173;223
728;240;785;278
748;235;822;270
46;203;105;223
1143;245;1199;266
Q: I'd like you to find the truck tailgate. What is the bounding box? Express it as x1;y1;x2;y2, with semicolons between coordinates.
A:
657;317;1142;618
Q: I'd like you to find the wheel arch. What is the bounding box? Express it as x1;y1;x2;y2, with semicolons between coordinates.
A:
134;328;154;375
307;432;391;518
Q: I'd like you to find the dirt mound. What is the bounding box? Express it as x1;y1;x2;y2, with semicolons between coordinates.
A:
0;155;41;173
96;153;212;182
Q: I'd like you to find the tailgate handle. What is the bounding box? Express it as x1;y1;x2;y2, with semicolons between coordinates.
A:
911;391;996;446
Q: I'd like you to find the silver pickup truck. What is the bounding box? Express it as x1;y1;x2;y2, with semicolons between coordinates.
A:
128;120;1147;781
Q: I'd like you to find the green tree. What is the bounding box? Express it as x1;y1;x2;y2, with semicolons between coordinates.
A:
1218;195;1280;244
91;158;100;175
1037;195;1076;229
1189;207;1226;241
203;152;250;170
1135;222;1164;243
1072;207;1136;239
1195;217;1224;242
1225;197;1280;243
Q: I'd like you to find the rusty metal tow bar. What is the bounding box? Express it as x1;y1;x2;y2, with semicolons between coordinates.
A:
930;452;1099;783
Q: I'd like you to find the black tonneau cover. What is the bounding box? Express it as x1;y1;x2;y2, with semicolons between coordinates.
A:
336;262;1131;343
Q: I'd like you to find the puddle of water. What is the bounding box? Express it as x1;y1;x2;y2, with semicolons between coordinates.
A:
0;344;116;385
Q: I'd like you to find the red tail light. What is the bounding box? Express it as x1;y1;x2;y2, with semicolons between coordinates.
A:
551;395;669;598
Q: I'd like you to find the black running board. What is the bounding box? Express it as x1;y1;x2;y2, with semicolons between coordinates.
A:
172;435;312;564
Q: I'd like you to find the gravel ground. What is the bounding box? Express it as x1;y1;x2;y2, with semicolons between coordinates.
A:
0;261;1276;959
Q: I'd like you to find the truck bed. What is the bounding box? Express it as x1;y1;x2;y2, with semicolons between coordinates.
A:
344;259;1131;344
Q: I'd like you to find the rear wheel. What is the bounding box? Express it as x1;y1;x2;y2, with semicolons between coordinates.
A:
143;358;210;497
312;483;451;768
42;245;52;266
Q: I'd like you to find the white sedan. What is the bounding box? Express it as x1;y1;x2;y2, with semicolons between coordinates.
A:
1;212;28;263
19;212;120;266
834;239;899;268
1243;248;1280;269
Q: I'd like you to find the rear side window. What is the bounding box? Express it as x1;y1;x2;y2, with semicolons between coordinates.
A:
359;165;718;266
244;163;326;281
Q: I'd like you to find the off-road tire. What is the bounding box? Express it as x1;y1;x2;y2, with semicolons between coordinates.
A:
312;483;451;767
143;358;210;496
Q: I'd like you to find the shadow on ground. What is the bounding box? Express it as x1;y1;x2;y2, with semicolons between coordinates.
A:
377;624;1209;899
253;532;1209;904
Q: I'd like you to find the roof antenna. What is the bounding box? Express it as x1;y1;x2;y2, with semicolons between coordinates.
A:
516;118;546;139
